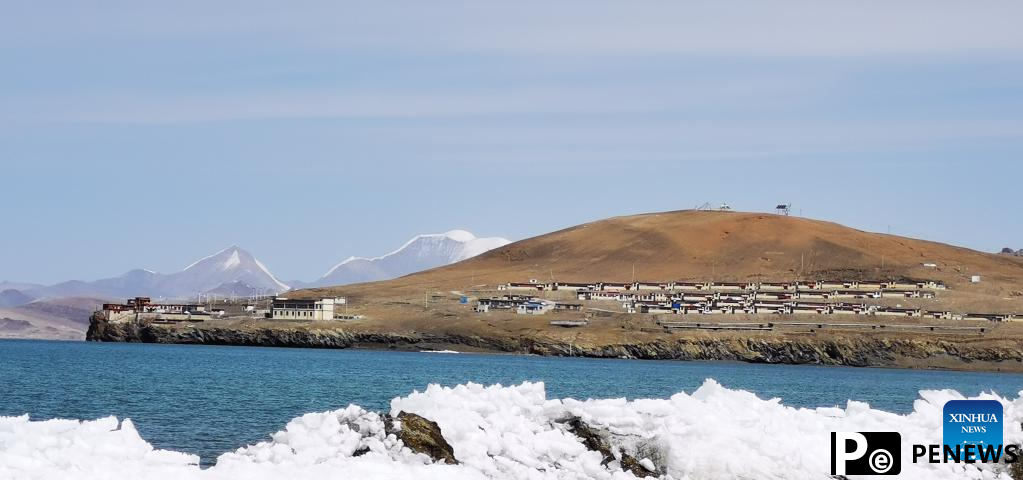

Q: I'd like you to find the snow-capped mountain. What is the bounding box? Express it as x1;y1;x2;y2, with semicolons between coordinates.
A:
10;230;508;306
315;230;510;287
22;246;289;301
162;246;289;297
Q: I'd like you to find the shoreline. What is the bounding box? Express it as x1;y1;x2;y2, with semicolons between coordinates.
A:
86;314;1023;373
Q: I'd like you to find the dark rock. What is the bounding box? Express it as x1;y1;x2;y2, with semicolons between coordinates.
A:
388;411;458;465
564;417;655;477
87;312;1023;369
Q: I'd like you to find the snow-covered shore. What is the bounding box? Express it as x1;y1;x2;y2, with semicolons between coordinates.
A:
2;380;1021;479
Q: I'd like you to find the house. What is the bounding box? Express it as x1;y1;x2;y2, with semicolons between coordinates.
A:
884;307;922;317
555;282;594;292
752;300;790;314
100;297;209;323
832;304;864;315
709;282;748;291
272;297;343;321
507;282;544;291
962;312;1005;322
589;291;627;301
856;281;887;290
674;282;707;291
889;281;922;290
819;281;853;290
600;282;633;291
554;303;583;311
638;292;670;302
637;281;671;291
791;304;829;315
794;281;819;290
680;292;716;302
477;297;530;310
638;303;674;314
754;291;793;300
517;300;555;315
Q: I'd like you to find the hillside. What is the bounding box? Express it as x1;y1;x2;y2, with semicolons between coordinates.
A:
92;210;1023;371
0;297;104;340
298;210;1023;301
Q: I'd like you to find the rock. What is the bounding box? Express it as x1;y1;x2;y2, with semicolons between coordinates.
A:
87;312;1023;370
564;417;656;477
387;411;458;465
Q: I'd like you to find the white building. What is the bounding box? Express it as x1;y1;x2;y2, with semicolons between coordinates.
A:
272;297;344;320
516;300;555;315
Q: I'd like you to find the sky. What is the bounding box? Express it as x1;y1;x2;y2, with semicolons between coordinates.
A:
1;1;1022;285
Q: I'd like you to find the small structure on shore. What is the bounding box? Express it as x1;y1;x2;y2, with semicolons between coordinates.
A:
271;297;344;320
98;297;210;324
516;300;555;315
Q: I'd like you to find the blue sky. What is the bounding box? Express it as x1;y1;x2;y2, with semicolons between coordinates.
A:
2;1;1022;284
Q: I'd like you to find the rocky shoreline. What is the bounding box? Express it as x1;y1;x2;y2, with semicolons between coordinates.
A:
87;313;1023;371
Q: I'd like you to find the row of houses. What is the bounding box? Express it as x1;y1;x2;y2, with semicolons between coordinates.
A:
631;299;1016;322
503;279;945;293
99;297;218;323
577;289;935;303
101;296;351;323
472;293;1016;322
475;296;583;315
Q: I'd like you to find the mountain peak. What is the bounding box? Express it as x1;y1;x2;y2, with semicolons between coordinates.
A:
174;245;289;295
183;245;247;271
317;230;511;286
442;229;477;242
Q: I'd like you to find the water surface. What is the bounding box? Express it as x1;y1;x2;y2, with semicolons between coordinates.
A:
2;339;1021;464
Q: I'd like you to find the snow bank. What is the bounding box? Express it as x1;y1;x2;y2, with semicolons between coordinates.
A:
2;380;1022;480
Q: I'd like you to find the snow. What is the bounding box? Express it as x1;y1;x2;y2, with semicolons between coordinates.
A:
320;230;511;281
222;250;242;270
3;380;1021;480
177;246;289;294
443;230;477;242
182;246;239;272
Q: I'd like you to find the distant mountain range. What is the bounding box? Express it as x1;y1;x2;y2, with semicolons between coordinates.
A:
2;229;510;306
306;230;510;287
0;229;509;340
7;246;290;303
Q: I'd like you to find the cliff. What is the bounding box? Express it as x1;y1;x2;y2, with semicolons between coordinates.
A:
88;313;1023;371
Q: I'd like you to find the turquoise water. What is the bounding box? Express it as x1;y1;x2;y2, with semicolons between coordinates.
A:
2;339;1022;465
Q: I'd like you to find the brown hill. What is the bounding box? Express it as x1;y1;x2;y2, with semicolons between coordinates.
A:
299;210;1023;301
0;296;104;340
102;210;1023;372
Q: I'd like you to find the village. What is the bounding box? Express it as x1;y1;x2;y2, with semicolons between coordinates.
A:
478;278;1018;322
96;275;1019;335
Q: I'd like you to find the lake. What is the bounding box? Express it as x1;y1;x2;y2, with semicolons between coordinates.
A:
2;339;1022;465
